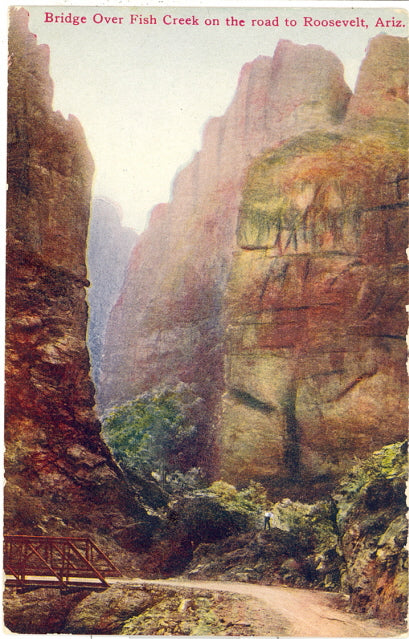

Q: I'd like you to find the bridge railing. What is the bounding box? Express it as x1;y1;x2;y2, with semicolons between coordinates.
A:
4;534;121;590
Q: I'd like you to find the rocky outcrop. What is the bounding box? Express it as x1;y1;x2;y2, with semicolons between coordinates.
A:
64;585;153;634
5;8;152;550
99;41;351;465
185;529;322;588
117;585;283;636
218;34;408;494
3;588;89;634
87;197;137;387
333;440;407;623
4;582;283;636
346;34;408;123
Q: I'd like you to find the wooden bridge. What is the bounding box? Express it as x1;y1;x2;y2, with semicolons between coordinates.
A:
4;534;121;591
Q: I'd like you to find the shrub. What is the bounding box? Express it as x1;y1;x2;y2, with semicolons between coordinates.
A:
206;480;269;530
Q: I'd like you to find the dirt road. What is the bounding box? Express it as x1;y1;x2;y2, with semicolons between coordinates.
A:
113;577;405;637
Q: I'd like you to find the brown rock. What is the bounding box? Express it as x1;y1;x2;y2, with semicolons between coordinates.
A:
99;35;407;496
333;441;408;623
346;34;408;122
3;588;88;634
5;8;152;546
99;41;352;470
64;585;153;634
219;125;407;493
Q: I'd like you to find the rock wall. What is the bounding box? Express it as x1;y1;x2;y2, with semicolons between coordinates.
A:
99;35;407;495
218;34;408;496
333;441;407;623
5;8;151;548
87;197;137;387
99;41;351;464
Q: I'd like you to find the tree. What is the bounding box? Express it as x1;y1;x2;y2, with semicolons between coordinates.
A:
102;385;200;485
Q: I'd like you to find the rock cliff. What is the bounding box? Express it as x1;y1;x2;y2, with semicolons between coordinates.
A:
99;41;351;465
99;35;407;495
5;8;152;551
87;197;137;387
219;34;408;495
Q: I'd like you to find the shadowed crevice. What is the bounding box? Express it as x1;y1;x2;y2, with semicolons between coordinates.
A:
230;388;275;415
282;382;301;480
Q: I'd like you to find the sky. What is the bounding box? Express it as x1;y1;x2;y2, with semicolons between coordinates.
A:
8;2;409;232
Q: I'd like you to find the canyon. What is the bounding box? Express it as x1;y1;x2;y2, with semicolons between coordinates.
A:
87;197;137;387
98;33;408;498
98;39;353;470
5;7;408;631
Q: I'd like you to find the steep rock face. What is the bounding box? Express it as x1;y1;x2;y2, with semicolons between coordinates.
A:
333;441;407;623
87;197;137;387
347;34;408;122
6;9;151;547
218;35;408;495
99;41;351;461
100;35;407;494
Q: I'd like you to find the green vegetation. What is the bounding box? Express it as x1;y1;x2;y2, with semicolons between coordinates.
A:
334;440;407;529
238;131;341;248
189;598;227;635
163;480;270;548
272;499;337;547
348;117;409;150
102;394;275;543
102;384;199;485
262;131;342;166
362;440;407;479
103;390;407;600
332;441;408;616
120;591;245;636
206;480;269;529
238;124;408;249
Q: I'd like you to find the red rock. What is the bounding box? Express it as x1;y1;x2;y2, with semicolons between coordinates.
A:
218;36;408;493
5;8;151;547
99;41;352;470
100;34;407;497
346;34;408;122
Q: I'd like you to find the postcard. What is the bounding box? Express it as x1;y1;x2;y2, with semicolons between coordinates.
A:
4;1;408;636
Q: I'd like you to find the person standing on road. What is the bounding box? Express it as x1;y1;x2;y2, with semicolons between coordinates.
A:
263;510;272;530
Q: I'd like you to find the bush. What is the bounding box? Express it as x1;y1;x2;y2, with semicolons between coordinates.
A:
206;480;269;530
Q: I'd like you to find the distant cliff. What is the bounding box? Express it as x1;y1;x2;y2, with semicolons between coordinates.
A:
87;197;137;387
6;8;152;551
99;35;408;496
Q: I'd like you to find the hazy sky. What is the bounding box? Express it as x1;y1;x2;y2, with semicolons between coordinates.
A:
15;2;409;232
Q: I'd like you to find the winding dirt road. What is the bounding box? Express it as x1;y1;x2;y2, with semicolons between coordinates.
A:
112;577;405;637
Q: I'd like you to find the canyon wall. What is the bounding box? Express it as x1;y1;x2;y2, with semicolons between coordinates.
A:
5;8;151;549
87;197;137;386
219;34;408;496
99;35;407;496
99;41;351;460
